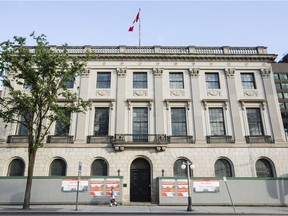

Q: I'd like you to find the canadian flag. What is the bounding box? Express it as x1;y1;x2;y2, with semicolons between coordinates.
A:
128;11;140;32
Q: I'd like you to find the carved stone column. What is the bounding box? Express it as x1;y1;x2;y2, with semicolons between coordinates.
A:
153;68;165;135
115;68;127;134
189;68;205;143
225;68;245;143
260;68;286;143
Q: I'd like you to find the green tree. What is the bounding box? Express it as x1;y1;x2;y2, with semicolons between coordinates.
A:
0;33;91;209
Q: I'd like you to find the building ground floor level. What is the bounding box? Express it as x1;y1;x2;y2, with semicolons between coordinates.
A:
0;145;288;205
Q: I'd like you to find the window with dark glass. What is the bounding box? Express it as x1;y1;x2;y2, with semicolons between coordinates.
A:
18;112;32;135
133;108;148;142
282;83;288;89
49;159;66;176
18;115;29;135
96;72;111;88
273;73;279;80
256;159;274;177
65;76;74;89
215;159;233;177
275;83;281;89
205;73;220;89
169;72;184;89
171;108;187;136
55;109;71;136
91;159;108;176
241;73;256;89
94;108;109;135
279;74;288;80
173;159;192;177
133;72;147;88
8;159;25;176
209;108;225;135
246;108;264;135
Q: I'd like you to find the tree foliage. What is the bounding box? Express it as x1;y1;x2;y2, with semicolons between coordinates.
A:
0;33;91;209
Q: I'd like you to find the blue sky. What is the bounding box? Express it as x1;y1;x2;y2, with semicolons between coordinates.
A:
0;0;288;62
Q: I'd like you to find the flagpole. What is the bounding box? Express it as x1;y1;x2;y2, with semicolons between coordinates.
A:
139;8;141;47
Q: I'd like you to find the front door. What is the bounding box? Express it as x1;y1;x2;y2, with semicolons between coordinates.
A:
130;158;151;202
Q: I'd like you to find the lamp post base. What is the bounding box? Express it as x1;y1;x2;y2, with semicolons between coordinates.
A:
187;196;193;211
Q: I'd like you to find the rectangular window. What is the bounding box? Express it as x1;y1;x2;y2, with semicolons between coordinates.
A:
280;103;285;109
133;72;147;88
171;108;187;135
94;108;109;135
65;77;74;89
133;108;148;142
96;72;111;88
55;109;71;136
283;93;288;98
279;74;288;79
18;113;31;135
277;93;284;99
209;108;225;135
205;73;220;89
273;74;279;80
241;73;256;89
282;83;288;89
169;72;184;89
246;108;264;135
275;83;281;89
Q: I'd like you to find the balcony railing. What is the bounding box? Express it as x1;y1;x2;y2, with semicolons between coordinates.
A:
47;135;74;144
167;136;194;144
112;134;167;144
87;135;113;144
206;135;234;143
245;135;272;144
7;135;28;143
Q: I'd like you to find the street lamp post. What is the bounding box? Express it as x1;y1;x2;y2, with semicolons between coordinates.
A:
181;161;195;212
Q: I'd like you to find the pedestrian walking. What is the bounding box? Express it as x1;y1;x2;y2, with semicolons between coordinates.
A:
109;187;118;207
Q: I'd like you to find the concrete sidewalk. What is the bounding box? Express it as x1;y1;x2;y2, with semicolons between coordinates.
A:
1;205;288;215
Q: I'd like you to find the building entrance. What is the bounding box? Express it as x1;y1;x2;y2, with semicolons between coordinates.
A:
130;158;151;202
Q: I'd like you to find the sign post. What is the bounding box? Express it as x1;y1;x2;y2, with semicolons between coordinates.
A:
75;161;82;211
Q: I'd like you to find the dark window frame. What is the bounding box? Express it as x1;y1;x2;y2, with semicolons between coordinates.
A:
171;108;187;136
94;107;110;135
169;72;184;89
205;73;220;89
96;72;111;89
91;159;108;176
133;72;147;89
241;73;256;89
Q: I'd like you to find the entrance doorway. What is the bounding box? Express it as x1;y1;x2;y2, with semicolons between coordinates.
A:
130;158;151;202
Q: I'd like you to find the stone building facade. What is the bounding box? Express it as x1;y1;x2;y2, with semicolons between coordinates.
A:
0;46;287;204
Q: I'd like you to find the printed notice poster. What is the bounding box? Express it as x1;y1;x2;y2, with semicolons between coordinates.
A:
90;178;105;196
193;180;220;193
177;179;188;197
161;179;176;197
61;178;88;192
106;178;120;196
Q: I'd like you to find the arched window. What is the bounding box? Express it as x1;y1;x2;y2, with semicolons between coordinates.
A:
173;159;192;177
8;159;25;176
49;159;66;176
256;158;275;177
215;158;234;177
91;159;108;176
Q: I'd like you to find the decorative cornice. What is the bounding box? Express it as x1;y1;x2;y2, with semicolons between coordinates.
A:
225;68;235;77
260;68;271;77
152;68;163;77
189;68;200;76
116;68;127;76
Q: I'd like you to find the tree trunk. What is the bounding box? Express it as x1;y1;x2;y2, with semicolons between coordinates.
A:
22;149;37;210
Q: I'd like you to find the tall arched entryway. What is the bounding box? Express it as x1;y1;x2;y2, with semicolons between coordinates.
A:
130;158;151;202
